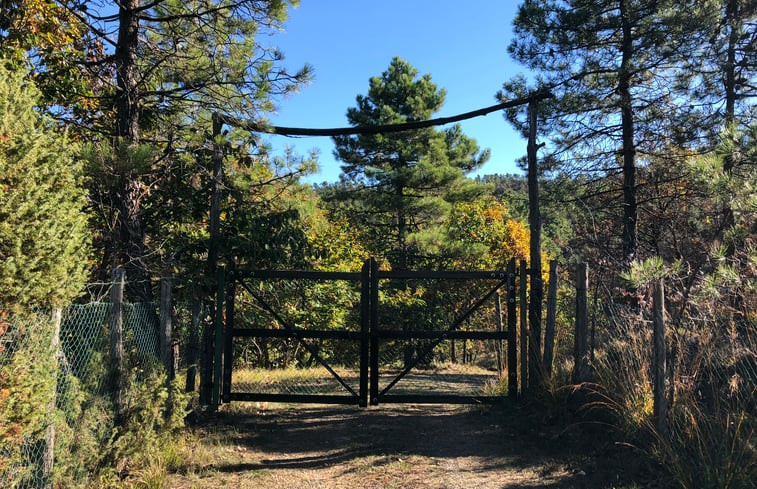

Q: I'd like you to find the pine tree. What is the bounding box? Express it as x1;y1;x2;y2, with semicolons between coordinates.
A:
0;62;90;311
54;0;312;299
500;0;697;263
331;57;489;269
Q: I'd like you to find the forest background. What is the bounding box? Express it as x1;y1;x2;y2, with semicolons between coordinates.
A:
0;1;755;488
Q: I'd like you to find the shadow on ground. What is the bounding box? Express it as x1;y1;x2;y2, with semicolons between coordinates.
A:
184;401;655;488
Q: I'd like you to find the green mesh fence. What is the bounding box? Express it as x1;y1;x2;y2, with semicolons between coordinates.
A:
0;300;161;489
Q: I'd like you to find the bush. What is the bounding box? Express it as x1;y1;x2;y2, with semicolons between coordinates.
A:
0;61;91;312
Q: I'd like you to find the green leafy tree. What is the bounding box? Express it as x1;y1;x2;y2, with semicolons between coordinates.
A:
0;0;100;122
0;62;90;312
331;57;489;270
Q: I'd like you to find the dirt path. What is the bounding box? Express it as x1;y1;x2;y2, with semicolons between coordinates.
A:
169;403;647;489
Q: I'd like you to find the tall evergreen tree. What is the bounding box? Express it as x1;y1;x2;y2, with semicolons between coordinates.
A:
0;62;90;311
331;57;489;269
35;0;312;298
681;0;756;161
500;0;696;263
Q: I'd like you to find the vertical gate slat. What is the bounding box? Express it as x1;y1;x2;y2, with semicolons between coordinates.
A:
507;259;518;398
369;257;380;406
359;260;370;407
212;267;225;410
223;277;235;404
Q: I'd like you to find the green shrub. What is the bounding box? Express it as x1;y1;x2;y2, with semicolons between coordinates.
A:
0;313;56;486
0;61;91;312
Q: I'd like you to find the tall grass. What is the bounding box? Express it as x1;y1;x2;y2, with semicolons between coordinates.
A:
589;301;756;489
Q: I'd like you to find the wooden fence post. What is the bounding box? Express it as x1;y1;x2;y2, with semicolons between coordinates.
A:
43;308;62;483
519;260;528;393
653;279;668;436
574;263;590;383
185;288;202;392
527;97;544;390
110;268;125;424
544;260;558;377
160;276;174;383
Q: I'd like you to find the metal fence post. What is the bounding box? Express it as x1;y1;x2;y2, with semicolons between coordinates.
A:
211;266;225;410
519;260;528;393
369;257;379;406
507;259;518;398
494;292;504;378
223;276;235;404
359;259;370;407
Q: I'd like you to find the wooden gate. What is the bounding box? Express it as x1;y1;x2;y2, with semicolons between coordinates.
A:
215;259;517;407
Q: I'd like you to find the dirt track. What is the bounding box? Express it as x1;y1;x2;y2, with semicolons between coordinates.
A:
168;402;652;489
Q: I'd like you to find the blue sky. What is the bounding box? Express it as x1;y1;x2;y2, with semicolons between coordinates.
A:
263;1;529;183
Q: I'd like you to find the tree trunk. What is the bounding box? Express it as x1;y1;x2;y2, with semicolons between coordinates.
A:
724;0;739;132
116;0;140;143
527;99;543;389
619;0;638;264
113;0;151;301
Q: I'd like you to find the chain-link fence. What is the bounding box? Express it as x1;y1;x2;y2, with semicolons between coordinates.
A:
0;299;161;488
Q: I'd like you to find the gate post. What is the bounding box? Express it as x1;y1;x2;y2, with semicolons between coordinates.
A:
223;273;235;404
359;260;370;407
369;257;380;406
519;260;528;393
211;266;225;410
507;259;518;398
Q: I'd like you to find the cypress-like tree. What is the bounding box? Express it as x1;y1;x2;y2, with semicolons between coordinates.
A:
0;62;91;311
332;57;489;270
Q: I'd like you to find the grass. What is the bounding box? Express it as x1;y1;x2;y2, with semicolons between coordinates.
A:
231;362;501;398
587;310;757;489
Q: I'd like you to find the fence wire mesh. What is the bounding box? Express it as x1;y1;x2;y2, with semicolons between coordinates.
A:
0;300;161;489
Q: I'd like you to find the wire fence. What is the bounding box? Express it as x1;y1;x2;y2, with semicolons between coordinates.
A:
0;301;161;489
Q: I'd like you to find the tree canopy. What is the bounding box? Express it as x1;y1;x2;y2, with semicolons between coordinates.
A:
330;57;490;269
0;61;90;311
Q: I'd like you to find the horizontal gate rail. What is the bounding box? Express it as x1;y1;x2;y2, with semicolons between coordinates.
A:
372;330;508;340
228;393;361;404
234;270;361;281
377;270;508;280
377;395;504;404
235;276;363;403
231;328;364;340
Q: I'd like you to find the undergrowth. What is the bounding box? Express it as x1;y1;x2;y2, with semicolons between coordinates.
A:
587;289;756;489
